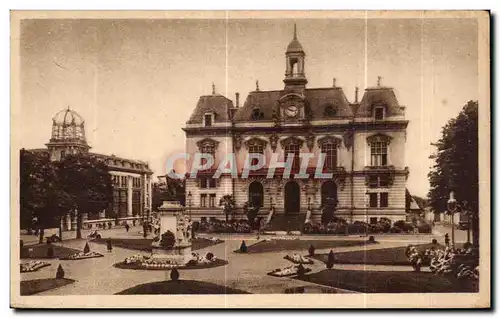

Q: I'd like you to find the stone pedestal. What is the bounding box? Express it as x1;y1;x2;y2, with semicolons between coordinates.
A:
150;201;192;265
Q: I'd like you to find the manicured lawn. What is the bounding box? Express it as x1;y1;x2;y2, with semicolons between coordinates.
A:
116;280;250;294
21;244;81;259
235;239;377;254
311;243;443;266
91;237;223;252
297;269;478;293
20;278;76;295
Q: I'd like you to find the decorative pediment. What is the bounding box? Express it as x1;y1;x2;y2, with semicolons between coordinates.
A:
244;137;268;149
366;133;392;145
279;136;304;148
196;138;219;151
317;135;342;148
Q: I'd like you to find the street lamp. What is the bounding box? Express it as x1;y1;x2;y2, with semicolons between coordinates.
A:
447;191;458;247
187;191;193;219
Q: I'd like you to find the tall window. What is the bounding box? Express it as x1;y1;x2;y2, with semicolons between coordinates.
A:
321;142;337;170
374;106;384;120
246;139;266;166
200;177;216;189
370;141;388;166
248;181;264;208
209;194;216;207
368;174;390;188
200;194;207;208
369;193;378;208
197;139;218;168
380;193;389;208
204;114;212;127
284;144;300;171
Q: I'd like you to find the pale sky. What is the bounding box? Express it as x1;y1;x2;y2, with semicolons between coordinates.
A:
18;17;478;197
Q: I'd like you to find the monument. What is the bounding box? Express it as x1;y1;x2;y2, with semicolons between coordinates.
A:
151;201;193;264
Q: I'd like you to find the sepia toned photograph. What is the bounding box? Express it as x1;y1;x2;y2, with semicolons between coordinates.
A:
10;10;490;308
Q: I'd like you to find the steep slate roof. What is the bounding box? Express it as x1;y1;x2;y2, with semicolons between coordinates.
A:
355;87;404;118
186;94;234;124
232;87;353;122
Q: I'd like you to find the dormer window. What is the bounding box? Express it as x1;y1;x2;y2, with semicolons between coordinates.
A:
323;104;338;117
204;113;213;127
374;106;385;120
251;108;264;120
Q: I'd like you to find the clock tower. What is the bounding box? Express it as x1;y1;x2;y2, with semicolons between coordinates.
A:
283;24;307;94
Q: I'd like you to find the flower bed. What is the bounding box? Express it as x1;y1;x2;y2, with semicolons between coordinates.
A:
426;246;479;280
20;260;51;273
114;251;228;270
284;253;314;265
264;236;300;241
59;251;104;260
267;264;312;277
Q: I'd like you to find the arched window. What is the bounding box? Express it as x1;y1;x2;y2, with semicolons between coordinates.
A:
366;134;392;167
248;181;264;208
245;138;267;166
317;136;341;171
281;137;303;171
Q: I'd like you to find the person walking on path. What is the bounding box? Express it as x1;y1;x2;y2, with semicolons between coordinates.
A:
125;223;130;232
444;233;450;247
107;238;113;252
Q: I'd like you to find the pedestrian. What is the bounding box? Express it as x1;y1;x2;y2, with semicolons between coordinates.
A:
125;223;130;232
108;222;112;229
107;238;112;252
444;233;450;247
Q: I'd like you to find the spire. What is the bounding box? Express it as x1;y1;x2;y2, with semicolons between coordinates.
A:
256;80;260;91
293;23;297;40
212;82;216;95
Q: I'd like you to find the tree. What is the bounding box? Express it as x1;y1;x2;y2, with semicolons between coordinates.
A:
57;154;113;239
20;150;70;243
428;101;479;246
219;195;236;222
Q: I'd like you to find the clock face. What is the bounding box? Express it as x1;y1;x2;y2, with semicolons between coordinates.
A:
285;104;299;118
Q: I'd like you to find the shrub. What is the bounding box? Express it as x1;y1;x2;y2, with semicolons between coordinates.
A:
308;244;315;256
393;220;406;229
368;236;375;243
327;250;335;265
239;240;248;253
107;239;113;251
192;221;200;232
47;245;54;258
432;239;438;245
83;242;90;254
170;268;180;281
390;226;402;233
160;231;176;249
418;223;432;234
206;252;214;261
56;264;65;279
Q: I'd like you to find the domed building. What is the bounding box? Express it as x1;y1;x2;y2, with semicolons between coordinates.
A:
45;107;90;161
27;107;153;231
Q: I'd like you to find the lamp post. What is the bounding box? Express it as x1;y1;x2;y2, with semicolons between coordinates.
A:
447;191;458;247
187;191;193;219
462;200;471;244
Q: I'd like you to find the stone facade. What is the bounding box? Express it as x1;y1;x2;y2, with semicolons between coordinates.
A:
183;26;409;225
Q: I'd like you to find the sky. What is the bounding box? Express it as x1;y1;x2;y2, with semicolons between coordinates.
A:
18;17;479;197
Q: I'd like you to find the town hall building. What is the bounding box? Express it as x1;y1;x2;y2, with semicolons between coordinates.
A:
183;26;409;225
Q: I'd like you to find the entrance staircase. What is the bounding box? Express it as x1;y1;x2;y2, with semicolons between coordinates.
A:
264;213;306;232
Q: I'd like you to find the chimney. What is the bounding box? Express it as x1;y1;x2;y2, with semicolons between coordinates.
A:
355;87;359;103
235;92;240;108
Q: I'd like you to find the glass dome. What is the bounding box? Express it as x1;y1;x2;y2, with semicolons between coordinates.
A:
50;107;87;143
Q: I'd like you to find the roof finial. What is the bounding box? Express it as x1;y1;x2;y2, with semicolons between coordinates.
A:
212;82;216;95
377;76;382;87
67;105;70;111
333;78;337;88
355;87;359;103
256;80;260;91
293;23;297;40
